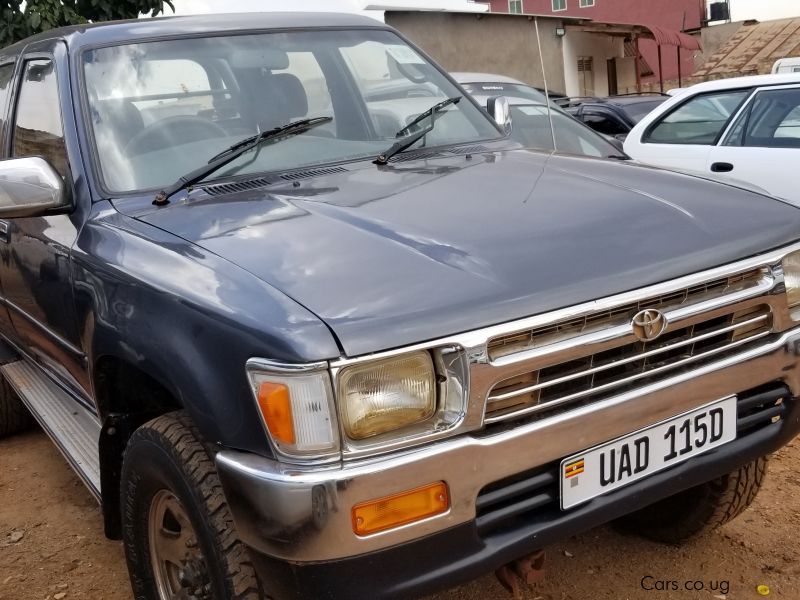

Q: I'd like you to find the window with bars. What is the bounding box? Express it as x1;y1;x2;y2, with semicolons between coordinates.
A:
552;0;566;11
509;0;523;13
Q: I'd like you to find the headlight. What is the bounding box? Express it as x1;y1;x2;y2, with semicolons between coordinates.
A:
337;351;436;440
783;250;800;318
246;360;339;460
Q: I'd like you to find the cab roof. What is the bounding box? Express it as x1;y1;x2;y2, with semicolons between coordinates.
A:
2;12;386;55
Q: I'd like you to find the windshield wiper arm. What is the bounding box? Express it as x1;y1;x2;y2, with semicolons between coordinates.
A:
153;116;333;206
375;97;461;166
393;96;461;138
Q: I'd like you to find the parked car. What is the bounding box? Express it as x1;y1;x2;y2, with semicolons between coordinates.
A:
772;57;800;74
480;98;625;158
3;12;800;600
452;72;555;105
624;73;800;204
560;94;669;140
453;73;627;157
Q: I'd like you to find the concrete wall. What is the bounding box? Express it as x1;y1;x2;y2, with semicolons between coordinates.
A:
385;11;567;94
561;30;624;96
695;20;745;70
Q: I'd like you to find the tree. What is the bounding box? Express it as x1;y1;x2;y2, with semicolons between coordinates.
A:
0;0;175;47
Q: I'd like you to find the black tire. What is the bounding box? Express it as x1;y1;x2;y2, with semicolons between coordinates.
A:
0;377;33;438
121;411;261;600
614;457;768;544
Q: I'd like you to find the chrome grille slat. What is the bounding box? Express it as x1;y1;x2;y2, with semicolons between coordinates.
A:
485;329;772;424
488;313;769;403
488;267;770;361
484;296;775;424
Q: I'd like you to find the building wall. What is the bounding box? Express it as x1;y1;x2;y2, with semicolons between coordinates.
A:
562;30;624;96
487;0;704;83
386;11;567;93
696;20;744;70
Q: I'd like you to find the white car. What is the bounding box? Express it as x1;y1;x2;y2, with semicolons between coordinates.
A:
624;73;800;204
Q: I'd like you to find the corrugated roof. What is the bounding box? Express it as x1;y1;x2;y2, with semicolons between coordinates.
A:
566;21;702;51
695;18;800;78
645;24;702;51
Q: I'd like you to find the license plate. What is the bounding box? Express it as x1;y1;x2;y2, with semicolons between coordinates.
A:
560;397;737;510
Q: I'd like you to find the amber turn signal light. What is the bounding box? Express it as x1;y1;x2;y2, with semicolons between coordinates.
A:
257;382;295;445
351;482;449;536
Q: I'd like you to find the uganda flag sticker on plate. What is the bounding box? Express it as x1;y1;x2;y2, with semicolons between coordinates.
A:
564;458;584;480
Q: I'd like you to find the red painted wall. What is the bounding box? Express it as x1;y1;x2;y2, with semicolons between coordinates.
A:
486;0;704;85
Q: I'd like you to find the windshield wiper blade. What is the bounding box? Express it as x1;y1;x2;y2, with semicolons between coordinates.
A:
153;116;333;206
394;96;461;138
375;97;461;166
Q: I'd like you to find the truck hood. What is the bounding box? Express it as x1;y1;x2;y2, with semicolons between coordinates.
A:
128;150;800;357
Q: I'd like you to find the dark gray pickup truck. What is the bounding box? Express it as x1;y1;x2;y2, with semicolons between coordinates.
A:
1;11;800;600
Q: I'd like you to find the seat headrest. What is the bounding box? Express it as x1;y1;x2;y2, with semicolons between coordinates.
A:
270;73;309;120
95;99;144;140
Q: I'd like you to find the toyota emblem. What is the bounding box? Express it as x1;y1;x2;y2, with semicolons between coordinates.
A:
631;309;668;342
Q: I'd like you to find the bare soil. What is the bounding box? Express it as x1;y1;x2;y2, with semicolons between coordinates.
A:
1;428;799;600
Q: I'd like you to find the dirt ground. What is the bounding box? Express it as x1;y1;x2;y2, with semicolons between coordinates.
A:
1;429;799;600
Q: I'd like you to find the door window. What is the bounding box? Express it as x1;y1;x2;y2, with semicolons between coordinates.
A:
581;111;627;135
12;59;67;176
0;63;15;140
723;87;800;148
644;89;749;145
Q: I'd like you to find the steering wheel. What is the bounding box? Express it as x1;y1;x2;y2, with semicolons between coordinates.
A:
125;116;228;157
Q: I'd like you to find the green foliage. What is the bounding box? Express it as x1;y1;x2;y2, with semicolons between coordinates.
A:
0;0;174;47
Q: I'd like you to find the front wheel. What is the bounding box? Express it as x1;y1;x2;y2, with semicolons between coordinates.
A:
120;411;261;600
614;457;768;544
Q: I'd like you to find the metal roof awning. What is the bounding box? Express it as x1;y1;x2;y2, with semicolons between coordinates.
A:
565;21;702;51
645;24;702;51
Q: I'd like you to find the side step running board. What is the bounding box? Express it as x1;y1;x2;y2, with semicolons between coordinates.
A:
1;360;101;499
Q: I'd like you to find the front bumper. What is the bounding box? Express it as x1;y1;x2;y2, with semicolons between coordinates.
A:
216;329;800;594
244;392;799;600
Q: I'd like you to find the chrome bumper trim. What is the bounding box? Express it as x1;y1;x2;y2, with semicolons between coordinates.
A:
218;327;800;563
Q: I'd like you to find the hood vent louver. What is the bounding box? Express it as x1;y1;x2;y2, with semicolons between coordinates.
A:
280;166;348;181
389;145;492;163
450;144;491;155
390;150;447;163
202;177;273;196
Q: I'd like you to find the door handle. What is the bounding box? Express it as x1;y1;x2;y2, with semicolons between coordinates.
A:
710;162;734;173
0;220;9;243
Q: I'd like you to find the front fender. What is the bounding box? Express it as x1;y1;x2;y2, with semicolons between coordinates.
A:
72;203;341;455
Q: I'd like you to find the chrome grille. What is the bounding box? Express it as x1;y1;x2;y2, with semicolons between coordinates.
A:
485;305;773;423
488;268;769;361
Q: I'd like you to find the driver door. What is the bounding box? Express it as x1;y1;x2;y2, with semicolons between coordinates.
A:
0;44;87;398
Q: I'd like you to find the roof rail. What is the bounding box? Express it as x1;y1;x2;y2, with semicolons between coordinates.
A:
609;92;670;97
553;96;601;108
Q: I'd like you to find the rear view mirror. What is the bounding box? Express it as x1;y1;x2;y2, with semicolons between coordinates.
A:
606;136;626;154
0;157;69;218
486;96;512;134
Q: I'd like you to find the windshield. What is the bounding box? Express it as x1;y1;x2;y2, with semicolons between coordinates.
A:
621;99;667;123
83;30;500;193
508;104;621;157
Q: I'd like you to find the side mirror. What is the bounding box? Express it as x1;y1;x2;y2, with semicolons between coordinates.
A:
0;157;69;218
486;96;512;134
605;135;626;154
